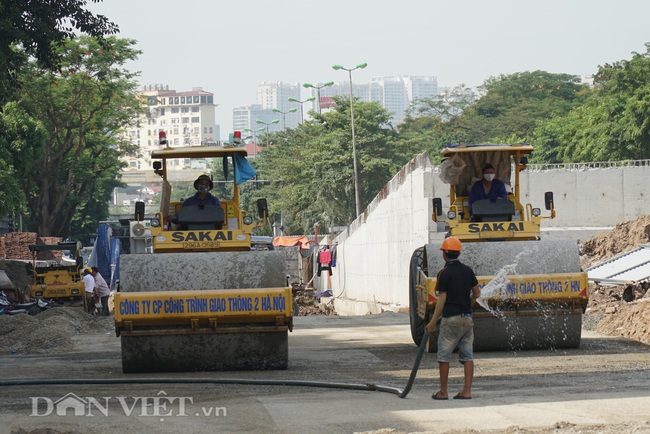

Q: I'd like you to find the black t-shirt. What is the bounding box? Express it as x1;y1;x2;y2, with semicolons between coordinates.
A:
436;260;479;317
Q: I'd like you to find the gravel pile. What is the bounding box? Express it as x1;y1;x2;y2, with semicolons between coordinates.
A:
0;307;113;355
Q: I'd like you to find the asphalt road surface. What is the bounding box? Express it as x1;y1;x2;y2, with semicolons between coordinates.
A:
1;312;649;434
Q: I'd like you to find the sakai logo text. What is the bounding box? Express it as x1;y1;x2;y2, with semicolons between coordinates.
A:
468;222;525;233
30;391;227;419
171;231;233;242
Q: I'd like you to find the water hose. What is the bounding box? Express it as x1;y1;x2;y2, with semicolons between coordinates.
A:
371;331;429;398
0;332;430;399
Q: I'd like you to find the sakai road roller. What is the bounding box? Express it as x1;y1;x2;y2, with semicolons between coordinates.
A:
25;242;85;305
114;133;292;373
409;144;588;351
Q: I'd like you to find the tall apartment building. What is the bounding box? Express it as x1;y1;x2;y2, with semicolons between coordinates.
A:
308;76;438;126
233;81;301;133
232;76;438;135
120;84;218;176
112;85;219;207
233;104;283;135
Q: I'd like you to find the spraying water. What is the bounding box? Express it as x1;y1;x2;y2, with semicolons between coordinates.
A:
471;247;577;351
476;249;528;315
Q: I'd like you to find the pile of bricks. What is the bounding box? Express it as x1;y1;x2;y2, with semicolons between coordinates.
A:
0;233;65;260
3;232;37;260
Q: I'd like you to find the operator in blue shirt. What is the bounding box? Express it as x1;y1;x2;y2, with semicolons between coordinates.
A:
166;175;220;228
182;175;220;207
468;163;507;219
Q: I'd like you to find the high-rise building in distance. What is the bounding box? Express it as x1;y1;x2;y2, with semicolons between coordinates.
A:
120;84;218;176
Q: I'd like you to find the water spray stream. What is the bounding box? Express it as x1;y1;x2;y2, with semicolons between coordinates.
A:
476;249;529;316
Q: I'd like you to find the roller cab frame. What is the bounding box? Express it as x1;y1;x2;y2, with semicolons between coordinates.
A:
410;144;588;351
134;144;271;253
432;144;554;241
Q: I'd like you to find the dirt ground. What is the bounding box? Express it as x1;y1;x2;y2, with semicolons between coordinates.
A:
1;312;650;434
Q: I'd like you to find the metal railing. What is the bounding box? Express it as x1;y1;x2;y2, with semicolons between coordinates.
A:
432;159;650;173
526;159;650;171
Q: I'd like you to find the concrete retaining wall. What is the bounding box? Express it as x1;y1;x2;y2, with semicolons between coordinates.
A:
330;154;650;314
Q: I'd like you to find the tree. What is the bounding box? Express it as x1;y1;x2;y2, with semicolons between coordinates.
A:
0;36;143;237
465;70;588;143
252;97;418;233
0;0;118;104
532;44;650;163
400;85;478;162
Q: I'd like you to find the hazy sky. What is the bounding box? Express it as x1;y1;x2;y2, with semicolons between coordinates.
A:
90;0;649;139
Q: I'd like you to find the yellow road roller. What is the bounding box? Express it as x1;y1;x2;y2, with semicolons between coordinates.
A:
114;134;292;372
409;144;588;351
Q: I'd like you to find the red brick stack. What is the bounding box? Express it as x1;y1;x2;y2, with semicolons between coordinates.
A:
0;237;5;259
4;232;38;260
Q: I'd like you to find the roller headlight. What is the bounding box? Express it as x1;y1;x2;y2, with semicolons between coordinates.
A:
243;215;253;225
447;211;457;219
150;218;160;227
532;207;541;216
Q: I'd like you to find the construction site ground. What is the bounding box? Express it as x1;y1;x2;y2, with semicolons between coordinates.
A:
1;216;650;433
0;310;649;434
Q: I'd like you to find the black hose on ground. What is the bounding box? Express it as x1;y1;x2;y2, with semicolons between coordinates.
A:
0;332;430;399
370;330;429;398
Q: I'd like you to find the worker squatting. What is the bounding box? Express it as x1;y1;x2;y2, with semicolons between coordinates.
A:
118;295;287;316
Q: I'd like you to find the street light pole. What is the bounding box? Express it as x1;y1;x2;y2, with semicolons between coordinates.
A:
287;97;316;124
332;62;367;217
272;107;297;131
255;119;280;146
303;81;334;114
244;126;266;157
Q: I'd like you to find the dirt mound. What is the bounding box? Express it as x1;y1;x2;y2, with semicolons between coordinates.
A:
0;307;113;355
580;214;650;345
580;214;650;269
294;288;337;316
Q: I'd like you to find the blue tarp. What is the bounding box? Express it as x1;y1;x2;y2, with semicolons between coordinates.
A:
233;153;256;184
95;224;111;281
90;223;120;291
109;238;120;291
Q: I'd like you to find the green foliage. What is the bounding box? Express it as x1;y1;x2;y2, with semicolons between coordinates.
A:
0;36;143;237
400;85;478;162
250;96;418;234
465;71;588;143
0;103;46;220
0;0;118;104
532;44;650;162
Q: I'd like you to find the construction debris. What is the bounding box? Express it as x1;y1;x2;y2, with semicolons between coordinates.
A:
581;214;650;345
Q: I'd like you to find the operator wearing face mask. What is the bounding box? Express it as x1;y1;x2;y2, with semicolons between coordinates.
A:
468;163;507;219
166;175;221;228
182;175;220;208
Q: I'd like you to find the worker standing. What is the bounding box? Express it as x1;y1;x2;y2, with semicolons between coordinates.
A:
82;268;96;314
425;237;481;400
91;267;111;316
